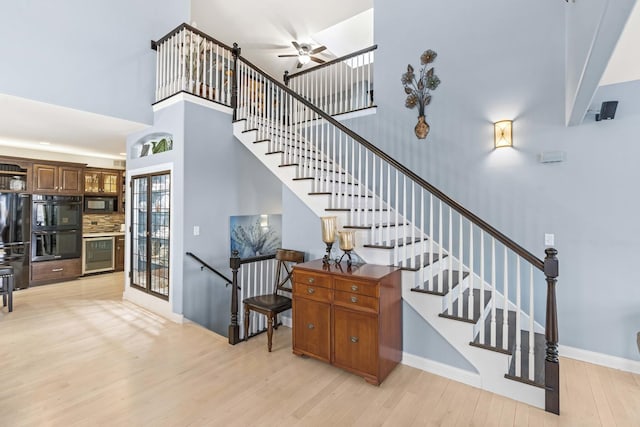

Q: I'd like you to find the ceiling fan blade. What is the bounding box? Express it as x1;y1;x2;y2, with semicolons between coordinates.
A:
310;56;326;64
296;62;303;69
309;46;327;55
278;54;299;58
292;41;301;51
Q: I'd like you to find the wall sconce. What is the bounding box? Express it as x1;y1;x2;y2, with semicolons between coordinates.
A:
494;120;513;148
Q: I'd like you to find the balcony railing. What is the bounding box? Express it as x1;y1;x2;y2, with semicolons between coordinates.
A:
284;45;377;117
153;23;234;105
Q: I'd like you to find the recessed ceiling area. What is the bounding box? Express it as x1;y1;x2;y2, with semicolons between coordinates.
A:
0;93;147;160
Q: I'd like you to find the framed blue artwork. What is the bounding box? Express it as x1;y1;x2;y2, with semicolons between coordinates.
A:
230;214;282;258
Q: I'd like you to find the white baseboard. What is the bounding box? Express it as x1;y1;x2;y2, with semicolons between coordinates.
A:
560;344;640;374
402;352;481;388
281;315;292;328
122;288;184;324
152;92;233;115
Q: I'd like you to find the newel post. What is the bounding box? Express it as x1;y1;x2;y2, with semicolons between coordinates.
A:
544;247;560;415
228;250;241;345
283;70;290;86
231;42;241;121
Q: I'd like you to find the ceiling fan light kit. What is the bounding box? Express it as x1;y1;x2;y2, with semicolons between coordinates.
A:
278;41;327;68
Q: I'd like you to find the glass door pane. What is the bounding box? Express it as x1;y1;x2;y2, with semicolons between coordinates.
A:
131;176;148;289
150;173;170;297
130;171;170;300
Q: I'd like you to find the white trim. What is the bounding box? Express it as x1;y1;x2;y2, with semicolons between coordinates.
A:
402;352;482;388
153;92;233;115
332;106;377;122
560;344;640;374
281;315;292;328
123;287;184;324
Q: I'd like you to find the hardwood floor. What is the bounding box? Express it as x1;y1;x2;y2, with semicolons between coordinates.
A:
1;273;639;426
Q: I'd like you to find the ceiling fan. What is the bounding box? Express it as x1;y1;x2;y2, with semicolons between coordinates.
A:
278;41;327;68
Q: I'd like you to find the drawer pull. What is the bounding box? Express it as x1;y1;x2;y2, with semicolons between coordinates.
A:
350;336;359;343
350;284;359;291
52;268;64;272
307;287;315;294
307;323;315;329
307;277;315;284
350;296;358;303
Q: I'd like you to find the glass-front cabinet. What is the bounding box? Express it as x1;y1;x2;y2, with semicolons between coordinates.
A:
131;171;170;299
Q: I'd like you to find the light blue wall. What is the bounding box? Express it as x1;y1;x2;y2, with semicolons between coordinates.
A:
126;101;186;314
182;103;282;335
0;0;189;124
360;0;640;360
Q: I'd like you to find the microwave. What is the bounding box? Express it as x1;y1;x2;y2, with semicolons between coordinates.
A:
84;196;118;214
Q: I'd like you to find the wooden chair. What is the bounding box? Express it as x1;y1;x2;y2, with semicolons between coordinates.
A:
243;249;304;351
0;266;14;312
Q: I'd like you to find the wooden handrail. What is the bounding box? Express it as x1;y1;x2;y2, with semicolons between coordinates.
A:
285;45;378;80
237;55;544;271
152;23;235;52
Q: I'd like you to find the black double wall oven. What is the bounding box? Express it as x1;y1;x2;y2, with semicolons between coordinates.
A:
31;195;82;262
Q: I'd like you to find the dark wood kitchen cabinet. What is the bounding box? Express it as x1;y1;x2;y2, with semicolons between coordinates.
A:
84;168;120;195
33;163;84;195
31;258;82;285
115;235;125;272
292;260;402;385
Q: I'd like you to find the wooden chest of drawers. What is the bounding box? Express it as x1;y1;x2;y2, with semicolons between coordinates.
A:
292;260;402;385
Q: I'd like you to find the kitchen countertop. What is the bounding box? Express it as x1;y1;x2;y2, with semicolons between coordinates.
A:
83;232;125;238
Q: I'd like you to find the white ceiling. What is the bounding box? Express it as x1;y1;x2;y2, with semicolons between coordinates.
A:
0;1;637;162
600;0;640;86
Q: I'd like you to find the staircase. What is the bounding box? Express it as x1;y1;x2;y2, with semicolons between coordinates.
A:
152;24;560;414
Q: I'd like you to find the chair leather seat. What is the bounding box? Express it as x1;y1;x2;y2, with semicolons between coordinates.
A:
243;294;291;311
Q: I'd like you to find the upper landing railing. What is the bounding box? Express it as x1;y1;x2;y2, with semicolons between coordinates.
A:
152;23;234;105
283;45;378;117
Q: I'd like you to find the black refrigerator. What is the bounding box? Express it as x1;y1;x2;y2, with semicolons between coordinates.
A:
0;192;31;289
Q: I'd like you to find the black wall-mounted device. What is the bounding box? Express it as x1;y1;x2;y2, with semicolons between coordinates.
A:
595;101;618;121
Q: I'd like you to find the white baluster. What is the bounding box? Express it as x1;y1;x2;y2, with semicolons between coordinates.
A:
448;207;453;314
491;238;497;347
420;189;425;289
403;176;407;267
386;163;391;244
428;194;434;292
529;265;535;382
469;222;474;320
411;181;416;269
480;230;485;344
394;170;399;265
437;201;443;294
458;215;463;318
515;256;522;377
503;246;509;351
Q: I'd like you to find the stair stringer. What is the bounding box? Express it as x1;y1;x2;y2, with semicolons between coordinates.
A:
233;119;544;410
401;270;544;409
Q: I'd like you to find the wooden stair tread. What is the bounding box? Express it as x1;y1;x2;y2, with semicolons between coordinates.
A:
343;222;409;229
469;308;517;355
309;192;372;198
504;330;545;388
325;208;389;212
439;289;492;324
411;270;469;296
364;237;424;250
398;252;447;271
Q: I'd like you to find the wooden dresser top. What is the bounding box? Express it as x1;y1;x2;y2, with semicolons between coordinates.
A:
293;259;400;281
